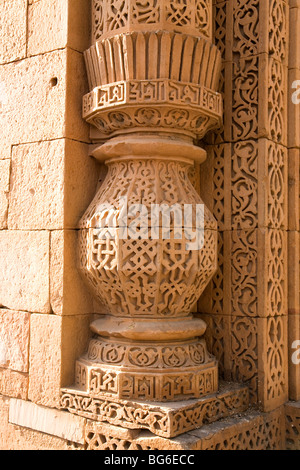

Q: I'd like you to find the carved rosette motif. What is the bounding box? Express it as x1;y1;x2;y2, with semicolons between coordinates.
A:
61;0;222;433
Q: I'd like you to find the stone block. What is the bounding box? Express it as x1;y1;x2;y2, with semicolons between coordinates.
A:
0;368;28;400
288;231;300;316
84;408;285;451
9;398;86;444
0;50;67;160
224;315;289;410
0;49;89;161
222;54;288;147
28;314;62;408
0;231;50;314
200;313;231;380
225;229;288;318
0;310;30;372
0;159;10;228
61;315;92;389
8;140;65;230
8;139;99;230
29;314;91;408
27;0;91;56
0;395;73;450
67;0;91;52
194;408;284;450
27;0;69;56
50;230;96;315
229;315;259;404
0;0;26;64
85;420;197;451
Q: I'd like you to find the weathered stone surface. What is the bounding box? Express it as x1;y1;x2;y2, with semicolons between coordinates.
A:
0;0;26;65
27;0;69;56
0;231;50;314
28;0;91;56
28;314;62;408
65;49;90;142
0;159;10;228
0;396;74;450
50;230;95;315
9;398;86;444
8;139;99;230
29;314;91;408
0;49;89;161
0;368;28;400
8;140;64;230
191;408;285;450
0;51;66;160
67;0;91;53
0;310;30;372
61;315;92;389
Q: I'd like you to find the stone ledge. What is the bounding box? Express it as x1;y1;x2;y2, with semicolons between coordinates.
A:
60;381;249;438
84;407;285;450
8;398;86;444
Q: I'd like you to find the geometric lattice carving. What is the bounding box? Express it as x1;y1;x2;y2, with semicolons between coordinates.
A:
79;154;218;318
82;406;284;450
200;408;284;450
285;403;300;450
92;0;212;42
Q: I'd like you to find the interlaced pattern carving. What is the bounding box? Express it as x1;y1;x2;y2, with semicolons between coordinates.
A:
79;159;217;318
199;0;288;410
201;410;284;450
91;0;212;41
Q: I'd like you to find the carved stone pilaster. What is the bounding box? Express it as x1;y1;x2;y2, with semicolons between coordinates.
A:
61;0;223;439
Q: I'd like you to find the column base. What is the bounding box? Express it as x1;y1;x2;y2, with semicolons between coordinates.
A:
60;382;249;439
73;333;218;402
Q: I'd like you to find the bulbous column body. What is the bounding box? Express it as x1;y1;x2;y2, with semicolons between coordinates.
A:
67;0;223;416
79;136;217;319
77;135;218;402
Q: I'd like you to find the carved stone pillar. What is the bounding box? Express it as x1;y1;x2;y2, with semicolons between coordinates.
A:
61;0;223;439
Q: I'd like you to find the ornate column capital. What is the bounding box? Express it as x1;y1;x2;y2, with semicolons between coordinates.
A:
84;0;222;141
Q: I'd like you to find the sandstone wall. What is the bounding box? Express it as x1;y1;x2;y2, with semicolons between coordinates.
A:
0;0;100;449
